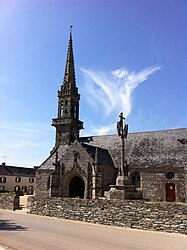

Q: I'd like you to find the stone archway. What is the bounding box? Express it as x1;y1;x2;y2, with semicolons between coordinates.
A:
69;176;85;198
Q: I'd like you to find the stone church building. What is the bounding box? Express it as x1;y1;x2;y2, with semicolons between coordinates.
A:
35;30;187;203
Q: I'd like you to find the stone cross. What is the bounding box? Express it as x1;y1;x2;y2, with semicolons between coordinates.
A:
117;112;128;177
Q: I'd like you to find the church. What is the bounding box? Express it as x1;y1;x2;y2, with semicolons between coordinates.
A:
35;30;187;203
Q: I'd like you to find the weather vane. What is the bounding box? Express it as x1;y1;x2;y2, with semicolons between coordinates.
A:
70;25;73;32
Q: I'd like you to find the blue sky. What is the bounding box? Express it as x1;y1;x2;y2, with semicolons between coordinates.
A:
0;0;186;167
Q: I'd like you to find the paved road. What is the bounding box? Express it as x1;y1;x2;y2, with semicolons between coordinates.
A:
0;209;186;250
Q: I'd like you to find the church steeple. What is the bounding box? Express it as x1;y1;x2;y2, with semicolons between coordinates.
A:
52;27;84;146
62;27;76;91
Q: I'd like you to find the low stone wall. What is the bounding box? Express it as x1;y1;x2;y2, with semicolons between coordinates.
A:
29;197;187;234
0;193;17;210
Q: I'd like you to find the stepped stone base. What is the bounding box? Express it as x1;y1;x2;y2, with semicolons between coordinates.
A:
105;176;143;200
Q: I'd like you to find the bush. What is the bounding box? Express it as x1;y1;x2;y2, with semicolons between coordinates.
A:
0;190;15;194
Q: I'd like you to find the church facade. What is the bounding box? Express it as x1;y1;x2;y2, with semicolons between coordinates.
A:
35;30;187;203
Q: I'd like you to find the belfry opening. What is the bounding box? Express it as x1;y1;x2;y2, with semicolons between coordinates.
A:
69;176;85;199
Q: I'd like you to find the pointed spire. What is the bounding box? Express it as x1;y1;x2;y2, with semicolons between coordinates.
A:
62;25;76;90
52;27;83;146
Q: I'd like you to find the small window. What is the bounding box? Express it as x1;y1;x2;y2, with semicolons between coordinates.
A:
15;176;21;183
28;186;34;195
22;186;27;193
165;172;175;180
0;186;5;191
0;176;6;183
14;185;20;192
60;101;64;118
29;177;34;183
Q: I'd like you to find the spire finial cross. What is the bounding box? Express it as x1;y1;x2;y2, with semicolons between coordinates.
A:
2;155;7;163
70;25;73;33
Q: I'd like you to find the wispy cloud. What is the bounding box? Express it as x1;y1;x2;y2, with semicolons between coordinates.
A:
81;65;162;118
0;121;54;166
5;140;39;149
0;121;52;134
90;123;116;136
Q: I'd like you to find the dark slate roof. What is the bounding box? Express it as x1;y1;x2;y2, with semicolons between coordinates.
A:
80;128;187;169
0;163;35;177
38;128;187;171
38;141;114;171
38;144;69;170
81;143;114;166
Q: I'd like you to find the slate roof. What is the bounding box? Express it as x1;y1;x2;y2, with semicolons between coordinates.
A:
0;164;35;177
38;128;187;171
80;128;187;169
38;144;69;170
81;143;114;166
38;141;114;170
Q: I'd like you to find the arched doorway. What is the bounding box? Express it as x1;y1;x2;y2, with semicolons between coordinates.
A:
69;176;85;198
166;183;176;202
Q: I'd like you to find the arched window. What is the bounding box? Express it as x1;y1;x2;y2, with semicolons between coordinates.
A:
74;106;77;119
75;104;79;119
60;101;64;118
71;100;74;118
131;171;141;188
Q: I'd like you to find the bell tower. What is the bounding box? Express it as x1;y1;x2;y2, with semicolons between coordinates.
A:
52;27;84;145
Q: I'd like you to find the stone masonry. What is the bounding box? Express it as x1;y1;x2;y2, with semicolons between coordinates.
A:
29;197;187;234
0;193;17;210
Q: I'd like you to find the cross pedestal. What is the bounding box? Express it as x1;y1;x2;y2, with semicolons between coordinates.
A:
105;176;143;200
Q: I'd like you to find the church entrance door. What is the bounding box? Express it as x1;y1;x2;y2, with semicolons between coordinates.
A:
69;176;84;198
166;183;176;202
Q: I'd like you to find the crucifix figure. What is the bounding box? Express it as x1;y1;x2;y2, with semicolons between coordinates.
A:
117;112;128;178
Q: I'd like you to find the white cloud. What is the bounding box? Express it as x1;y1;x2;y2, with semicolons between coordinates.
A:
90;123;116;136
81;65;162;118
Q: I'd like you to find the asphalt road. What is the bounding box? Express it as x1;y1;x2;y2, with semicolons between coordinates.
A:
0;209;186;250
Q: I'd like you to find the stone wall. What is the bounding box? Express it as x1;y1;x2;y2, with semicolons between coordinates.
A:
100;164;117;192
29;197;187;234
35;170;53;197
0;193;17;210
141;168;185;202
